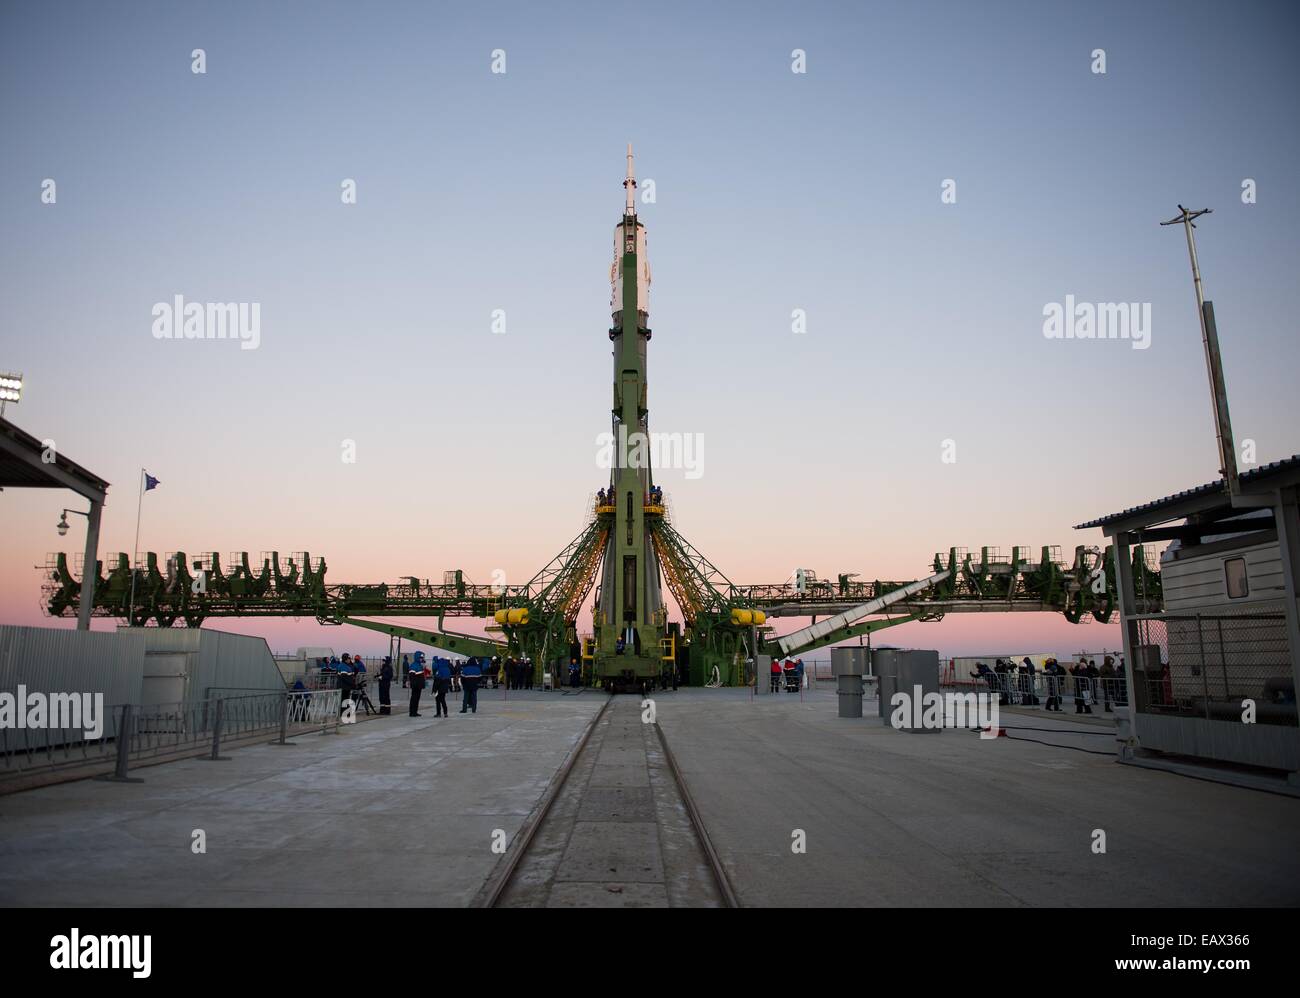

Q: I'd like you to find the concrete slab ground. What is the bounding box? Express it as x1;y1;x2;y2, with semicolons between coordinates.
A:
0;690;602;907
491;697;722;907
656;687;1300;907
3;684;1298;907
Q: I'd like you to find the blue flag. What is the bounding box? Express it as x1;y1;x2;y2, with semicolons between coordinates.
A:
144;473;160;491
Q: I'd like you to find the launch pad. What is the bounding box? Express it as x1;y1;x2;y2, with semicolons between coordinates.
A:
41;148;1150;688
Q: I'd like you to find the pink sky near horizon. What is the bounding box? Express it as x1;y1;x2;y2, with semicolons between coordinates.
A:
1;453;1125;660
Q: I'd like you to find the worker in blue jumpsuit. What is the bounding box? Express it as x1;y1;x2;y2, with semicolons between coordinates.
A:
407;651;426;717
336;655;355;712
378;656;394;715
433;656;451;717
460;657;483;713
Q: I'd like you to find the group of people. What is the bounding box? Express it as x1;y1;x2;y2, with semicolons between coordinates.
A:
768;657;806;692
1070;656;1125;714
497;655;535;690
315;643;686;723
399;653;460;692
312;650;501;722
402;652;486;717
317;653;368;679
317;653;373;714
969;654;1126;714
595;485;664;506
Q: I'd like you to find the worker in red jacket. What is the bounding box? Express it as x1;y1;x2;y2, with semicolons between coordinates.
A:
770;658;782;693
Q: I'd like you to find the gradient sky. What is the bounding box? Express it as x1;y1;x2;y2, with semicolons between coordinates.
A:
2;0;1297;659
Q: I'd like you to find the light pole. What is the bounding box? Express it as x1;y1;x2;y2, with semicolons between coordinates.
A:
57;506;102;631
1160;206;1239;497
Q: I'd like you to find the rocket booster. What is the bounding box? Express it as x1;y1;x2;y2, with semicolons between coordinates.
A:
599;143;664;642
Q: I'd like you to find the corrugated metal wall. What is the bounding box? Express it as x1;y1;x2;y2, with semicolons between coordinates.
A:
1;625;147;707
1162;540;1285;611
1;625;284;706
192;629;284;696
0;626;147;750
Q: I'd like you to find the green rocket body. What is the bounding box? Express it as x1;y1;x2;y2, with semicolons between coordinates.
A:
592;177;667;687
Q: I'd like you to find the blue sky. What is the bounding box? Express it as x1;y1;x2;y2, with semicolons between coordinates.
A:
2;0;1297;656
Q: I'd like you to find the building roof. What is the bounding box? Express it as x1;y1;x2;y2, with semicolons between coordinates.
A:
1074;455;1300;531
0;416;109;500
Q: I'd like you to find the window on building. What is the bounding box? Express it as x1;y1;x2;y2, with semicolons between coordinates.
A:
1224;557;1249;599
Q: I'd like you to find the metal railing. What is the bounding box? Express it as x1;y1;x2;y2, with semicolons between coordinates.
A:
1132;612;1296;725
960;672;1129;712
1;689;343;778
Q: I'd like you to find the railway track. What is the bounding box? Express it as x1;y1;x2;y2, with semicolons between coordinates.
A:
479;694;738;908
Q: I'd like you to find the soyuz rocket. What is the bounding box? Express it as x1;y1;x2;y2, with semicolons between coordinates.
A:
595;145;666;665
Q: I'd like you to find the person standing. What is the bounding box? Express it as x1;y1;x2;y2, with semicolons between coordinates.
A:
992;659;1012;705
460;657;483;714
378;656;394;716
1070;660;1093;714
1042;658;1061;712
450;658;462;694
432;655;451;717
407;652;427;717
1099;656;1117;712
336;655;356;713
1020;657;1039;706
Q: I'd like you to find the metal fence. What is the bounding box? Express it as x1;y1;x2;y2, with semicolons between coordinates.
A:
1;689;343;778
959;671;1129;712
1132;612;1296;726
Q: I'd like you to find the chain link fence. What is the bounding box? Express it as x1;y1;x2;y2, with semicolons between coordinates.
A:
1132;612;1296;726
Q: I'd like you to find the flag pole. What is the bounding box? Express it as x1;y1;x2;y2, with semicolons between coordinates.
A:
127;468;145;627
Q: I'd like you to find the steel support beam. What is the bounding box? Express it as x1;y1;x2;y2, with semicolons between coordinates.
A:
77;499;102;631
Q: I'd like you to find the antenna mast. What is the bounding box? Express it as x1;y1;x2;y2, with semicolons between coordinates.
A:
1161;205;1239;498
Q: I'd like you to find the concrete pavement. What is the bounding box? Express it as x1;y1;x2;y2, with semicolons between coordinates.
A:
0;690;603;906
657;687;1300;906
3;683;1298;907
